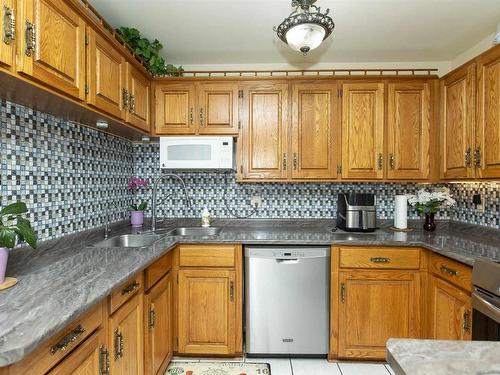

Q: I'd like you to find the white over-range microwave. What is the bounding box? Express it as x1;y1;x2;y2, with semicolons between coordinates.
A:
159;136;235;170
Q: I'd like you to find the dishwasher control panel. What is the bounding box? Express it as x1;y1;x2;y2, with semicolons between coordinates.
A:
245;246;330;259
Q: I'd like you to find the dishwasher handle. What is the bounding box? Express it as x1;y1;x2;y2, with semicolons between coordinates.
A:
275;259;299;264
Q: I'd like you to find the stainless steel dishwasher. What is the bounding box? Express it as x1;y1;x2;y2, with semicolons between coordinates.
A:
245;246;330;356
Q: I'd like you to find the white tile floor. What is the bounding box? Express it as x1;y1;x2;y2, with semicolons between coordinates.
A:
169;357;395;375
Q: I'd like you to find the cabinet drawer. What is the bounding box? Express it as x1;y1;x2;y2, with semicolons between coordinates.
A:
8;302;103;375
179;244;236;268
430;253;472;292
145;251;173;291
109;273;143;314
339;247;421;269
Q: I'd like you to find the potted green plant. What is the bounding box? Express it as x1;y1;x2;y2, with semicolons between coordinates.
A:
0;202;37;283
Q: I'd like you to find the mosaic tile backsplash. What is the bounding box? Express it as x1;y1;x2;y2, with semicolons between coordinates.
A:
1;98;499;242
1;99;134;240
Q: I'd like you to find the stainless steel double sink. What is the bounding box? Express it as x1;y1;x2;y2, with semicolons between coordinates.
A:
93;227;222;248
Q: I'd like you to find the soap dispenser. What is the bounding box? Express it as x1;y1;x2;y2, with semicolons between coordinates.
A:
201;207;211;227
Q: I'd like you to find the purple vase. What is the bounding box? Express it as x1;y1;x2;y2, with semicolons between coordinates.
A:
130;211;144;227
0;248;9;284
424;213;436;232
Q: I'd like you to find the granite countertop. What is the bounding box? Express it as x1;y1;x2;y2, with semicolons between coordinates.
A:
387;339;500;375
1;218;499;367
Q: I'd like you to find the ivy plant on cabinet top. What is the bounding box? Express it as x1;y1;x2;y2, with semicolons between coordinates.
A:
116;26;183;76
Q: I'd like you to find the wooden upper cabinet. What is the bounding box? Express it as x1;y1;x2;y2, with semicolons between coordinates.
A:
338;270;420;359
109;293;144;375
476;46;500;178
86;27;126;119
0;0;16;70
387;82;431;180
126;64;150;132
240;83;289;180
428;275;472;341
441;64;476;179
46;329;106;375
145;273;173;375
155;83;196;134
291;82;338;179
198;82;239;135
341;82;385;180
178;269;236;355
19;0;86;100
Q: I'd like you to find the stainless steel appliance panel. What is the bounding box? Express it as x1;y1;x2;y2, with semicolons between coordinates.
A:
472;259;500;341
245;246;330;355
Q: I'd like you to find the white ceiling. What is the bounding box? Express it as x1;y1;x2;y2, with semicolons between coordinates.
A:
90;0;500;67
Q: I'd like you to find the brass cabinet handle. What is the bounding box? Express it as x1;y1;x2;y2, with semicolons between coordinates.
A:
99;346;110;375
149;308;156;329
440;265;459;277
370;257;391;263
230;281;234;302
340;282;346;304
129;94;135;113
189;108;194;125
377;153;383;170
25;20;36;56
389;153;395;170
473;147;481;168
3;6;15;45
463;309;471;334
282;153;287;170
293;153;298;170
121;280;139;295
50;324;86;355
199;108;204;126
122;88;129;109
464;147;472;168
114;329;124;359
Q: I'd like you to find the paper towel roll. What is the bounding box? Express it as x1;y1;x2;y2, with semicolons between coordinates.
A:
394;195;408;229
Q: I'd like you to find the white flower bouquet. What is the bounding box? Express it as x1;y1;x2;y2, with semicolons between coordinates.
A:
407;187;456;214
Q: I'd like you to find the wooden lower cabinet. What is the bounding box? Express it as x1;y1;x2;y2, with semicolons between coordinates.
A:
428;275;472;340
337;269;421;359
109;293;144;375
178;269;237;355
144;272;173;375
46;329;107;375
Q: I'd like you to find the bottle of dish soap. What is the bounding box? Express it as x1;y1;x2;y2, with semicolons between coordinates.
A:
201;207;211;227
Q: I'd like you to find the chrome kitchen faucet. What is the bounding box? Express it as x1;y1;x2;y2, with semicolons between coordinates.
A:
151;173;192;232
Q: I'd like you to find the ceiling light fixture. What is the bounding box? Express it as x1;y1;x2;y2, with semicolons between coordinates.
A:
274;0;335;55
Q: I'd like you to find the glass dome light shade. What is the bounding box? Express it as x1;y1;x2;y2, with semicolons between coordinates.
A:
285;23;326;54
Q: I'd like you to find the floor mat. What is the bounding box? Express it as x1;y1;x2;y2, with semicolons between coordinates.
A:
166;361;271;375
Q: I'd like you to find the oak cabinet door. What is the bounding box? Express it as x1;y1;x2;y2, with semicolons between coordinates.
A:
155;83;196;134
338;270;420;359
47;329;107;375
240;83;289;180
387;82;431;180
441;64;476;179
109;293;144;375
178;269;236;355
476;47;500;178
291;83;338;179
19;0;85;100
0;0;16;70
86;27;127;119
198;82;239;135
126;64;150;132
428;276;472;341
145;273;173;375
341;82;385;180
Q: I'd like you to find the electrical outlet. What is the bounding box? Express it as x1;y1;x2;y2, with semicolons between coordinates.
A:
250;196;262;208
473;194;485;212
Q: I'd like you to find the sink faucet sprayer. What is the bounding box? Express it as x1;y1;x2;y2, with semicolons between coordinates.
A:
151;173;192;232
